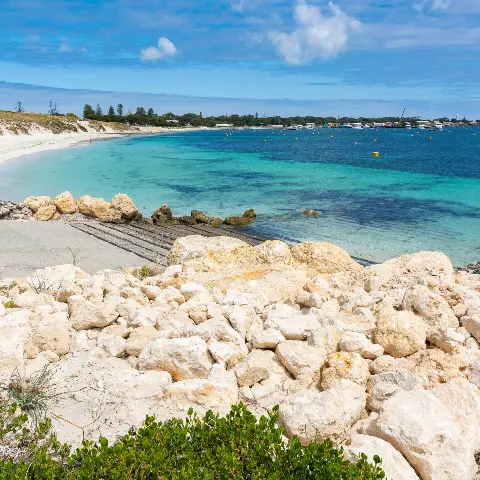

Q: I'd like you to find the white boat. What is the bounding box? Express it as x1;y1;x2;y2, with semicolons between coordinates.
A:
351;122;363;130
305;123;315;129
418;125;426;130
287;125;299;130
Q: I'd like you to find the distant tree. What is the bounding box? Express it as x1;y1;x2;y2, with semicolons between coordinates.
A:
83;104;95;117
117;104;124;116
48;100;59;115
136;106;146;116
108;106;115;116
15;101;24;113
147;108;155;117
127;109;132;115
95;104;103;115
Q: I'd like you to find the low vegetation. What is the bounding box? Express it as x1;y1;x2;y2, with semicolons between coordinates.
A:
0;401;384;479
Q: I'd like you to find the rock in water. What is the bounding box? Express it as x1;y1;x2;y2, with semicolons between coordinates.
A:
54;191;78;214
151;204;173;224
303;209;320;216
191;210;223;227
223;216;251;226
243;209;256;219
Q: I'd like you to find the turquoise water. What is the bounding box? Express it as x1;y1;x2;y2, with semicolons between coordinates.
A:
0;128;479;265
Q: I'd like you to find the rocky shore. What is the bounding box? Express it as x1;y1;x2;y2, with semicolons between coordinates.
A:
1;233;480;479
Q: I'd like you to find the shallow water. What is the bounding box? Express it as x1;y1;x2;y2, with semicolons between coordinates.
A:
0;128;479;265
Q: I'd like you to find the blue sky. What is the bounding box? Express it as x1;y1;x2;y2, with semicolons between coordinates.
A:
1;0;480;117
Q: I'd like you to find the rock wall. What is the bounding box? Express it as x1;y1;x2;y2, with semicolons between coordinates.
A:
1;237;480;479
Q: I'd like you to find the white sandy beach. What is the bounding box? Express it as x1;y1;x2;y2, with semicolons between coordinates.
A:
0;132;127;165
0;126;207;164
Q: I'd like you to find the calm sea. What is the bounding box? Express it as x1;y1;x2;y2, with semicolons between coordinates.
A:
0;128;479;265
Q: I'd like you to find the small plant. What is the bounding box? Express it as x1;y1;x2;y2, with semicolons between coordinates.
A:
3;367;59;426
0;282;17;297
3;300;14;308
66;246;79;266
27;274;62;294
137;264;152;279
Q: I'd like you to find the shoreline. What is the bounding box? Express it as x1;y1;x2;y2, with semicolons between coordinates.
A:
0;126;204;165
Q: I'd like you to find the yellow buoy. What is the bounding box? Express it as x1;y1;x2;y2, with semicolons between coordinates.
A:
372;152;380;157
330;135;333;139
374;139;377;142
354;142;358;145
264;139;267;142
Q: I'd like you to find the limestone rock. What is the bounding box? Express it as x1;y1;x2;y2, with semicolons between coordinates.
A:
207;339;246;369
234;350;272;387
125;326;158;357
104;336;127;357
280;384;366;445
405;349;468;389
168;235;248;265
291;241;363;275
111;193;139;221
344;435;420;480
34;203;57;221
67;295;119;330
276;340;326;378
138;336;213;380
463;315;480;343
402;285;459;347
24;195;53;213
374;309;426;358
31;312;72;357
151;204;173;224
180;282;208;301
367;370;422;412
320;352;370;390
53;191;77;214
366;388;477;480
191;210;223;227
365;251;454;292
77;195;118;222
0;310;31;371
263;303;319;340
251;328;285;349
163;365;238;415
223;216;251;226
339;332;384;359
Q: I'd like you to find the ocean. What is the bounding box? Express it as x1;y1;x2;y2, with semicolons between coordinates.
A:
0;127;479;266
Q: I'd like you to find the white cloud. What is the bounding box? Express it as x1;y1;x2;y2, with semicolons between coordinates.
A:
414;0;451;12
59;44;71;52
140;37;177;61
229;0;259;12
269;1;360;65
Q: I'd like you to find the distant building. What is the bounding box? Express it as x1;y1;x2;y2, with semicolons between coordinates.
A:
166;119;179;124
215;123;234;128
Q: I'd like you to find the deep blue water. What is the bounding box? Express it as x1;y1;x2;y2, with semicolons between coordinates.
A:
0;127;479;265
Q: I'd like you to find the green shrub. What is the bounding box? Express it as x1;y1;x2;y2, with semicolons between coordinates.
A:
2;301;14;309
0;404;385;479
137;265;152;279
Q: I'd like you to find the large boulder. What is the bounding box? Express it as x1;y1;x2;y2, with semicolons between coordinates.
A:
263;303;320;340
138;336;214;380
168;235;248;265
339;331;384;360
402;286;459;348
276;340;326;379
291;241;363;275
24;195;53;213
191;210;222;228
373;309;426;358
53;191;77;214
280;383;366;445
0;310;31;371
344;435;420;480
31;312;72;357
151;204;173;224
125;326;158;357
234;350;271;387
77;195;121;222
111;194;139;221
367;370;422;412
67;295;119;330
34;203;57;221
365;251;454;292
320;352;370;390
366;385;478;479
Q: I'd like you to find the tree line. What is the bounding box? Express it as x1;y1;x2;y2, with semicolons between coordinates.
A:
82;103;473;127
